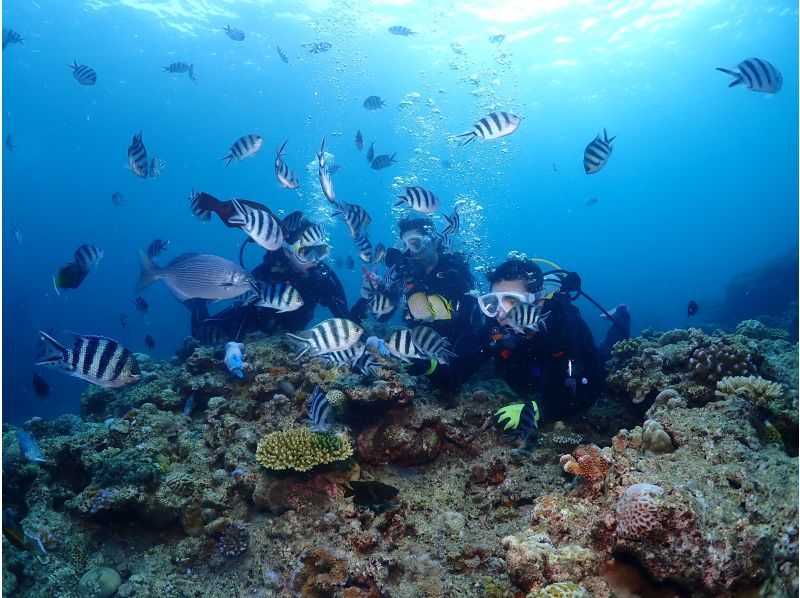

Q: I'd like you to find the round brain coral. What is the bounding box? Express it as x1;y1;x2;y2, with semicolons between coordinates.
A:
615;483;664;540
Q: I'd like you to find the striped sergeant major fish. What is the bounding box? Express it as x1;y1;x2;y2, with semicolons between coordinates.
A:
395;186;440;214
369;291;395;316
163;62;190;73
74;244;103;269
410;326;456;365
354;234;373;263
69;59;96;85
189;189;211;221
363;95;386;110
317;137;336;204
388;25;416;36
370;153;397;170
286;318;364;359
506;302;548;334
366;141;375;163
223;25;245;41
36;331;141;388
242;282;303;312
276;45;288;64
228;199;284;251
111;192;125;206
373;243;386;264
332;202;371;238
275;140;299;189
716;58;782;94
132;296;149;313
320;344;379;377
300;387;336;432
147;239;170;257
298;224;326;247
583;129;615;175
455;111;520;146
222;134;263;167
148;156;166;178
128;129;149;179
384;329;422;362
434;202;462;251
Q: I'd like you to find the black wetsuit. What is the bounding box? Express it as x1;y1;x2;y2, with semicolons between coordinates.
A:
421;294;630;420
188;250;349;341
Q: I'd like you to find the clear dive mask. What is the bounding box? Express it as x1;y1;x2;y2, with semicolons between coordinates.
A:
289;242;331;264
394;234;431;254
476;290;547;318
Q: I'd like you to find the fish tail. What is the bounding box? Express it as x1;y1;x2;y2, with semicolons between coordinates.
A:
162;66;169;72
456;132;476;146
135;249;160;294
35;331;66;365
277;139;288;157
716;67;742;87
221;154;233;167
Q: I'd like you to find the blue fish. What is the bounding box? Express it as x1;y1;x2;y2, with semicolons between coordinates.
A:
18;429;47;463
224;342;247;379
183;393;196;417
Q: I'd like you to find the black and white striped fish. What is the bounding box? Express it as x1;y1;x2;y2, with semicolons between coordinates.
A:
243;282;303;312
132;296;149;313
332;202;371;238
111;192;124;206
354;234;373;263
441;203;461;237
298;224;326;247
36;331;140;388
583;129;615;175
3;29;24;50
148;156;166;178
321;344;378;376
455;112;520;146
128;129;149;179
366;141;375;163
371;153;397;170
395;187;440;214
228;199;284;250
223;25;245;41
300;387;335;432
189;189;211;221
147;239;170;257
274;140;299;189
384;329;422;362
363;95;386;110
285;318;364;359
276;45;288;64
74;244;103;269
222;134;263;167
717;58;782;94
369;292;395;316
317;137;336;204
506;303;548;334
69;59;97;86
282;211;305;236
188;65;198;84
373;243;386;264
163;62;190;73
388;26;416;36
410;326;455;365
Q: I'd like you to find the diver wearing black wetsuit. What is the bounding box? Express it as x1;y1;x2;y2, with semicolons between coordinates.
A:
412;258;630;420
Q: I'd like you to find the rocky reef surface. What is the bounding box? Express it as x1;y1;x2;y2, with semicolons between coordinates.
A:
2;320;797;597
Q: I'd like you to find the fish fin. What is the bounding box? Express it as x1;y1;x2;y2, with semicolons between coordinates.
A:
456;132;477;146
135;249;160;294
716;67;742;87
277;139;288;157
343;485;355;498
227;199;247;225
221;154;233;167
35;331;66;365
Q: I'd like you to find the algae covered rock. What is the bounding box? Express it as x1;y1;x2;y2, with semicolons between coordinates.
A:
80;566;122;598
255;427;353;472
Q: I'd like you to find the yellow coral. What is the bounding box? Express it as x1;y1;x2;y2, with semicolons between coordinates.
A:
715;376;784;405
326;389;347;407
529;582;589;597
255;427;353;472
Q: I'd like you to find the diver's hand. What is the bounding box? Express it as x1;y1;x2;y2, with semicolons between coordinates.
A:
559;271;582;294
404;358;438;376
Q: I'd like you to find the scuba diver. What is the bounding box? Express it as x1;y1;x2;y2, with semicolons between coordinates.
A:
408;256;630;434
185;192;349;342
351;216;482;353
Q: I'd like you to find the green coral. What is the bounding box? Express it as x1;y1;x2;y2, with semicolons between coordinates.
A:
529;582;589;597
611;337;645;357
255;427;353;472
735;319;789;341
93;448;161;487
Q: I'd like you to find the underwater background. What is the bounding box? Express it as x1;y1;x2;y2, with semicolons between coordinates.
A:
2;0;797;423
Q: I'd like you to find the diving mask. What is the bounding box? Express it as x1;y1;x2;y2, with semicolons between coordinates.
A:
290;242;331;264
394;234;431;254
476;290;547;318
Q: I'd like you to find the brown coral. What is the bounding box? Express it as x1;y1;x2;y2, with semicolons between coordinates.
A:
559;445;612;484
291;547;350;595
689;339;757;384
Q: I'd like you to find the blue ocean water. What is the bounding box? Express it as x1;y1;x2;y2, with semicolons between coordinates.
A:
3;1;797;424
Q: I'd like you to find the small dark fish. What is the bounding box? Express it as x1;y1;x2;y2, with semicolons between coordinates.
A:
133;296;149;313
388;26;416;37
3;508;47;558
53;262;90;293
307;41;331;54
183;393;196;416
345;255;355;270
489;33;506;44
552;163;560;172
144;334;155;350
333;257;343;268
5;134;13;151
188;65;198;84
69;59;97;86
585;197;599;207
223;25;245;41
163;62;190;73
440;159;452;169
128;129;149;178
3;29;24;50
344;480;399;509
120;313;128;329
74;244;103;269
32;373;50;399
371;153;397;170
276;45;288;64
111;191;124;206
355;130;363;150
363;95;386;110
366;141;375;163
277;379;296;397
583;129;615;175
12;227;22;244
326;164;342;176
687;300;699;317
147;239;170;257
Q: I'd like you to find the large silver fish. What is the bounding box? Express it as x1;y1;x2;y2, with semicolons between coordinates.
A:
135;251;250;301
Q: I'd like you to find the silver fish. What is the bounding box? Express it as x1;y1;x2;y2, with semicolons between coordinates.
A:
18;430;47;463
286;318;364;358
222;134;263;166
228;199;284;250
275;140;299;189
456;112;520;146
583;129;615;175
135;251;250;301
317;137;336;204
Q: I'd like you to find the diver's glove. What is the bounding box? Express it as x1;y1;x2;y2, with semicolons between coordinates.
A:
559;271;582;294
493;401;540;441
404;358;439;376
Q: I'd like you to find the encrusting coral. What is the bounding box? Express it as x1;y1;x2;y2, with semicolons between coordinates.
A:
255;427;353;472
614;483;665;540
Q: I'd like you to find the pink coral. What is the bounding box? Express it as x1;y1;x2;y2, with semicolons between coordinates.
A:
615;483;664;540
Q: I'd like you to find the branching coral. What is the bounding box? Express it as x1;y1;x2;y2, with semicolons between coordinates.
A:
615;483;664;540
559;444;612;484
715;376;784;405
255;427;353;472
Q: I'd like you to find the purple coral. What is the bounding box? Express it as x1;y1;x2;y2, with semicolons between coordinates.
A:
218;521;249;558
615;483;664;540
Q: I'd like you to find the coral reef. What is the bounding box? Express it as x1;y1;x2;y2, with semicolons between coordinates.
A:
255;427;353;472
